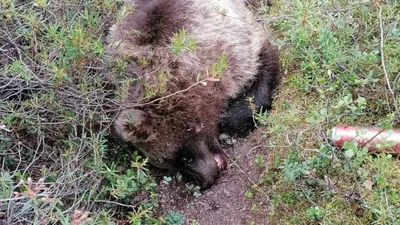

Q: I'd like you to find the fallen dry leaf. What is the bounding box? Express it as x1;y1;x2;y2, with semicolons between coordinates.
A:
363;179;374;190
71;209;92;225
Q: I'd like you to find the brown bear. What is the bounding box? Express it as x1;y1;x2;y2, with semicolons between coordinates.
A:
108;0;279;188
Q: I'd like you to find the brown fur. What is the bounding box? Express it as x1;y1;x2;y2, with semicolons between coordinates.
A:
108;0;276;188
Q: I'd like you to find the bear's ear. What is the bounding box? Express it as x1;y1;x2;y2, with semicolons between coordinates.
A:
114;109;153;142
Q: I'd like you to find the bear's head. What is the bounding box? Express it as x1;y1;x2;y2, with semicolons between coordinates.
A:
114;108;229;189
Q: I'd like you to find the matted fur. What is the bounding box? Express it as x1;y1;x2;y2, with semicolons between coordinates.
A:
108;0;277;187
108;0;268;98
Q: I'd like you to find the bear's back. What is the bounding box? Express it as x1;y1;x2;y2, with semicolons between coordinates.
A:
108;0;267;99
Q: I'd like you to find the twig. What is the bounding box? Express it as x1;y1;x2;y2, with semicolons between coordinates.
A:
0;124;11;132
21;136;45;178
104;77;221;113
378;5;399;120
0;28;22;61
93;199;138;209
247;145;265;156
0;194;51;202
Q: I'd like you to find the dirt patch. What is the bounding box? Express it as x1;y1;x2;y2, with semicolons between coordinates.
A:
156;130;271;225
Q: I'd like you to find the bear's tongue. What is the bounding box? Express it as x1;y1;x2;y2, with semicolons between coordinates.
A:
212;152;228;170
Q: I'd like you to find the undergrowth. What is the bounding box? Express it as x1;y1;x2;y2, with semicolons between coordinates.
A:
253;0;400;224
1;0;399;224
0;0;184;224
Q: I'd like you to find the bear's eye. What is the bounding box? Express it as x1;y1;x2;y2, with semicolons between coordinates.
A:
182;157;193;167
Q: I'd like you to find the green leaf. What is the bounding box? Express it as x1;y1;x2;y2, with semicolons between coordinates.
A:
245;191;254;198
343;141;358;151
165;211;185;225
356;96;366;106
344;149;354;158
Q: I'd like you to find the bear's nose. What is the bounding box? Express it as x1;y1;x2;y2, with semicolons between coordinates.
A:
199;176;217;189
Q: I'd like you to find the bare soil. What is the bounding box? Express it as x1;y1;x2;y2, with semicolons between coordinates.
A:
156;130;271;225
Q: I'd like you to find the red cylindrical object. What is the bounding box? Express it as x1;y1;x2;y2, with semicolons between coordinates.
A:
331;125;400;153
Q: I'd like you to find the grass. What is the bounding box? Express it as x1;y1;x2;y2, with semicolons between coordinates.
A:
0;0;173;224
253;0;400;224
1;0;399;224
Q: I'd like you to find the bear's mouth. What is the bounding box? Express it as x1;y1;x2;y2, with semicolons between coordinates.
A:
212;152;229;170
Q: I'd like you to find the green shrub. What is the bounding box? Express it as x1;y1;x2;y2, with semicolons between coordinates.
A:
0;0;165;223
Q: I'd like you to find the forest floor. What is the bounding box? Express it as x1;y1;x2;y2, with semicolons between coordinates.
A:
1;0;399;224
156;130;270;225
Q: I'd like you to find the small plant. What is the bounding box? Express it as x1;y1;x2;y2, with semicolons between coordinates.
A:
306;206;326;220
189;220;200;225
128;204;162;225
169;29;197;56
0;172;14;199
251;203;259;212
143;70;169;99
165;211;186;225
210;52;228;78
279;154;310;182
175;172;183;182
185;184;202;198
163;176;173;185
245;190;254;199
255;154;265;167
